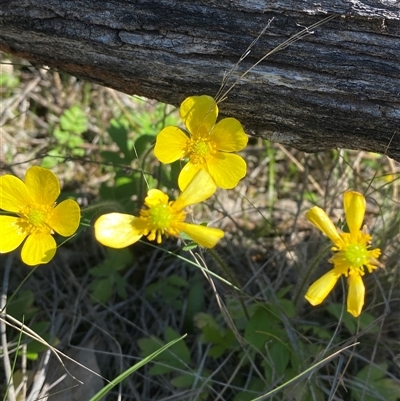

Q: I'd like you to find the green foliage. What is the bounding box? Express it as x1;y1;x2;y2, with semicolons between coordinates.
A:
326;303;380;335
352;363;399;401
138;327;210;399
194;312;237;358
99;99;180;209
5;291;57;361
145;274;188;310
5;290;38;322
0;70;19;89
89;248;133;303
42;105;88;168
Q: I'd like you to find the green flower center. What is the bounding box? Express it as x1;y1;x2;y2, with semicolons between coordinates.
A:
186;136;216;165
18;204;53;235
194;141;211;156
344;243;368;268
148;204;173;229
27;209;46;225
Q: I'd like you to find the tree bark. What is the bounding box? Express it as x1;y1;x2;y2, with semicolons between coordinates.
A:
1;1;400;161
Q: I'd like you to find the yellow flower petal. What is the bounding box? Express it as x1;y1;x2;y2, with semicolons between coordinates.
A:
179;222;224;248
94;213;142;248
209;118;248;152
154;126;189;163
305;206;344;248
174;169;216;210
178;162;202;192
144;189;169;207
24;166;60;206
0;216;27;252
21;233;57;266
305;269;340;306
343;191;366;236
347;271;365;317
207;152;246;189
0;174;31;213
49;199;81;236
180;95;217;137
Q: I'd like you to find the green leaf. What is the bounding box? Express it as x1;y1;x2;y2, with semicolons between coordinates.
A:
41;149;64;169
89;278;113;303
353;363;399;401
60;105;87;134
134;134;156;158
90;248;133;276
358;312;380;334
277;299;296;318
166;275;189;288
138;336;164;357
326;303;357;334
202;326;225;345
66;133;84;148
269;341;290;376
138;328;191;375
164;327;191;366
170;373;195;388
194;313;219;331
100;150;126;165
115;274;128;299
245;307;275;350
0;72;19;88
6;290;38;321
54;127;69;144
107;118;132;161
233;378;266;401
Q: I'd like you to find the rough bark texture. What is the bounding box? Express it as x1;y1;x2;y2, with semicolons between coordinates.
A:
1;1;400;161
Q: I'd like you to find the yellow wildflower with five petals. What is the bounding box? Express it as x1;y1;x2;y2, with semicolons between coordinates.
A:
0;166;81;266
94;169;224;249
154;95;248;191
305;191;382;317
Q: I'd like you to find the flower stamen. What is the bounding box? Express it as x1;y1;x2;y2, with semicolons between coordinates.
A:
344;243;369;268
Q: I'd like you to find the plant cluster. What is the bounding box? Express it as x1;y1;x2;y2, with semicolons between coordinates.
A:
0;50;399;401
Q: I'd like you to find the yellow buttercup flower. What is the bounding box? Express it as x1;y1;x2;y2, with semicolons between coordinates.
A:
305;191;382;317
0;166;81;266
94;169;224;249
154;95;248;190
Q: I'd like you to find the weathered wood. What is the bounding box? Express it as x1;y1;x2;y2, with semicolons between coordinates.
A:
1;1;399;161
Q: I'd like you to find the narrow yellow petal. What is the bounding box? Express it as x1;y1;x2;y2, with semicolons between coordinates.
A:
0;175;31;213
175;169;216;210
207;152;246;189
178;162;202;192
24;166;60;206
343;191;366;236
49;199;81;236
0;216;27;252
154;127;189;163
209;118;248;152
179;222;224;248
21;233;56;266
180;95;217;136
347;271;365;317
305;269;340;306
305;206;344;247
94;213;142;248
